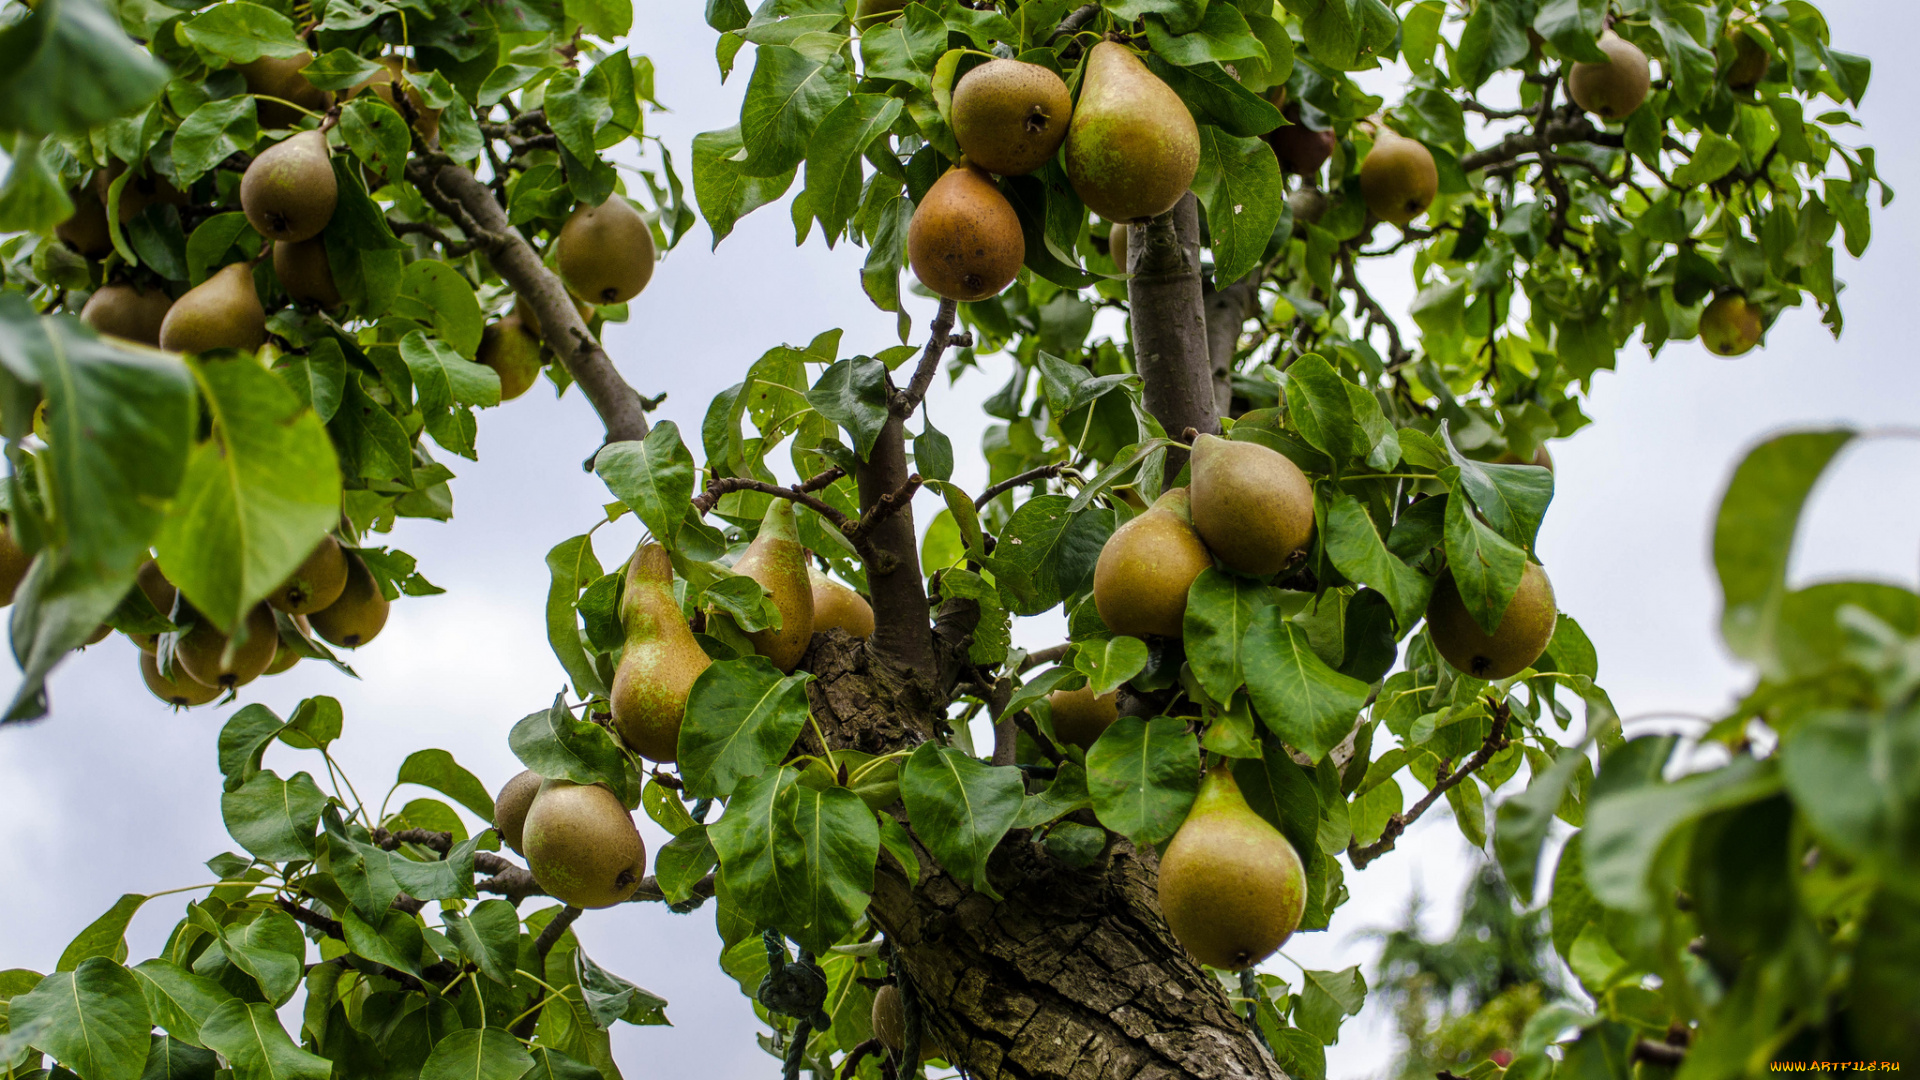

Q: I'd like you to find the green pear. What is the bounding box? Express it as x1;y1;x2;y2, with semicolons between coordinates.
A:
1092;487;1213;638
1426;561;1557;680
176;602;279;689
556;198;655;305
141;651;222;708
1700;293;1763;357
239;51;332;128
1568;31;1651;120
951;59;1073;177
1188;434;1315;577
308;552;389;648
1063;41;1198;223
241;129;337;243
493;769;543;854
269;534;348;615
1046;684;1118;750
610;542;711;763
729;501;814;673
1360;131;1438;227
871;985;943;1062
522;780;647;909
158;263;267;354
274;237;342;309
81;282;173;346
127;560;176;653
56;184;113;258
809;567;873;638
1156;762;1306;970
478;315;545;401
907;164;1025;302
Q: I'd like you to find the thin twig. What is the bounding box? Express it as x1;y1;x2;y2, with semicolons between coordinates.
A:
1017;643;1072;672
894;298;961;420
1347;701;1511;869
1339;252;1411;368
853;474;924;538
533;905;582;965
795;467;847;494
975;463;1068;509
839;1039;882;1080
372;827;453;855
691;477;853;530
1048;3;1099;41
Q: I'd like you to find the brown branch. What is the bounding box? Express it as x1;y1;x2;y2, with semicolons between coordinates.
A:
533;905;581;963
1048;3;1099;41
1339;251;1412;368
975;463;1067;509
278;896;343;939
1347;702;1510;869
387;219;475;255
893;297;961;420
1633;1041;1686;1067
838;1039;882;1080
1017;643;1072;672
853;474;923;538
628;872;717;904
372;827;453;855
1129;193;1218;483
1457;113;1623;174
989;675;1018;767
795;467;847;494
691;476;853;529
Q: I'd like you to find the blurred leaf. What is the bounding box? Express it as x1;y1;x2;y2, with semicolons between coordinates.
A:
0;0;168;136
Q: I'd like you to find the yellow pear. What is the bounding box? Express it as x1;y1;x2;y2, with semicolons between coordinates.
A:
1426;561;1557;681
1064;41;1198;222
308;551;389;648
158;263;267;354
521;780;647;909
1359;131;1438;227
1700;293;1763;357
1568;31;1651;120
1188;434;1315;577
274;237;342;309
609;542;711;764
555;198;655;305
1157;762;1306;970
729;501;814;673
1047;684;1117;749
493;769;543;854
241;129;337;243
478;315;545;401
907;164;1025;302
1092;487;1213;638
951;59;1073;176
269;534;349;615
808;568;873;638
80;283;172;347
141;651;222;707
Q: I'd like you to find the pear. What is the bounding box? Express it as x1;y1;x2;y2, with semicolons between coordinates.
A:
309;552;388;648
1359;131;1438;227
809;567;873;638
1426;561;1557;680
99;162;187;223
1188;434;1315;577
239;51;331;128
556;198;655;305
274;237;342;309
176;602;279;689
907;164;1024;302
951;59;1072;177
0;520;30;606
1092;487;1213;638
1568;31;1651;120
853;0;907;29
514;295;596;343
262;621;305;675
349;56;440;143
270;534;349;615
1700;293;1763;357
159;263;267;354
609;542;711;763
1046;684;1117;750
141;651;222;707
127;560;177;653
871;985;943;1062
1157;762;1306;970
80;283;173;346
56;185;113;258
1108;221;1129;274
81;623;112;647
1064;42;1198;223
730;501;815;673
521;780;647;909
478;315;545;401
493;769;543;854
1266;97;1334;176
1288;187;1329;235
1725;23;1769;92
242;130;337;244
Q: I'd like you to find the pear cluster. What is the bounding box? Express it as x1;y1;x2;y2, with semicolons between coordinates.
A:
492;769;647;908
135;536;392;708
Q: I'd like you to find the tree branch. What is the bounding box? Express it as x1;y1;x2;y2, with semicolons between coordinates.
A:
372;827;452;855
974;463;1067;508
691;476;853;530
1202;278;1260;418
404;155;651;448
1340;251;1412;369
1128;193;1218;481
1048;3;1099;42
893;298;962;420
533;905;581;964
1457;112;1623;173
1348;704;1510;868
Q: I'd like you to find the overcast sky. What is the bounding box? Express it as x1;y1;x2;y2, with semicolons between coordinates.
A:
1;1;1914;1076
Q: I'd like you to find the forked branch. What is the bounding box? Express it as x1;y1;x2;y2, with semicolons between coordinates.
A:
1347;702;1511;869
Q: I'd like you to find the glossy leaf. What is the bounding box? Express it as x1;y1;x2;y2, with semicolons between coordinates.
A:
1242;608;1371;762
1086;717;1201;846
11;957;151;1080
679;657;811;800
900;744;1024;899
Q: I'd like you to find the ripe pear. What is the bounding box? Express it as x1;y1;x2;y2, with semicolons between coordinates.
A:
158;263;267;354
1157;762;1306;970
514;295;596;343
1569;31;1651;120
808;568;873;638
1700;293;1763;357
81;283;173;346
731;501;814;672
127;560;177;653
274;238;342;309
871;985;942;1062
1092;487;1213;638
907;164;1024;302
270;534;349;615
609;542;711;763
1064;42;1198;223
56;185;113;258
1046;684;1117;750
952;59;1072;177
556;198;655;305
176;602;279;689
141;651;222;707
1725;24;1769;92
1426;561;1557;680
493;769;543;854
1188;434;1315;577
308;551;389;648
239;51;331;128
242;130;337;244
349;56;440;143
521;780;647;909
0;521;30;606
1359;131;1438;227
1108;221;1129;274
478;316;545;401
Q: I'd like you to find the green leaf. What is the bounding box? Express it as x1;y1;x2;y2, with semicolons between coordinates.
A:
1075;636;1148;696
544;534;608;699
130;960;233;1048
321;162;405;314
987;495;1086;617
858;2;942;89
11;957;151;1080
1781;707;1920;890
1242;608;1371;762
804;95;901;242
1146;56;1281;138
198;1000;330;1080
1441;422;1553;551
899;744;1024;899
1493;745;1587;905
779;783;879;952
219;770;327;862
1284;354;1358;465
393;260;483;358
171;98;262;187
575;952;669;1029
1183;569;1271;704
915;418;954;483
0;136;74;234
654;824;719;904
1145;4;1265;65
679;656;812;800
57;894;145;973
0;0;168;136
1583;755;1780;912
1713;430;1855;671
520;1048;603;1080
565;0;630;38
1192;126;1284;285
400;330;498;414
594;422;697;548
442;899;519;987
1086;716;1201;846
213;910;305;1005
805;357;891;460
156;355;341;632
692;125;795;247
1322;496;1432;634
709;766;802;930
1442;483;1529;637
179;3;304;63
340;908;421;977
395;749;495;822
300;50;384;92
738;44;851;178
1294;966;1366;1044
1532;0;1608;62
509;695;640;807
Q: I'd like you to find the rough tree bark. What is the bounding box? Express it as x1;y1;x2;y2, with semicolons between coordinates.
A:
1202;280;1261;419
1127;194;1218;480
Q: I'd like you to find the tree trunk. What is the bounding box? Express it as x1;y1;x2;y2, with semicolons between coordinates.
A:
1203;281;1260;420
1127;194;1218;481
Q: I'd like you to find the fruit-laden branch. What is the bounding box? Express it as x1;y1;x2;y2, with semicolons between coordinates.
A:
403;153;653;446
1346;703;1510;869
471;849;717;906
975;463;1068;508
1129;193;1219;479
